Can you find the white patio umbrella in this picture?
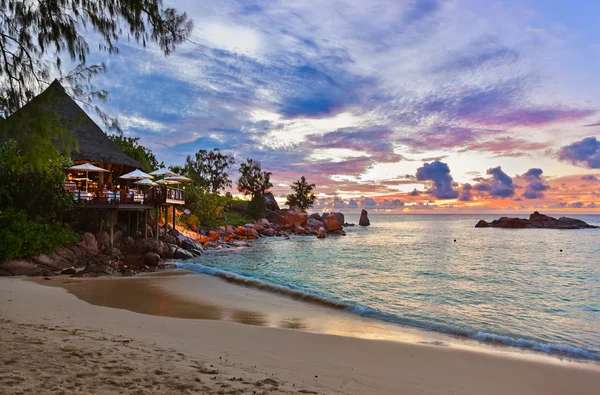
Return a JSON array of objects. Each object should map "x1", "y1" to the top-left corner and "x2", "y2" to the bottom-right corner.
[
  {"x1": 120, "y1": 169, "x2": 153, "y2": 180},
  {"x1": 164, "y1": 175, "x2": 192, "y2": 183},
  {"x1": 135, "y1": 179, "x2": 156, "y2": 186},
  {"x1": 67, "y1": 163, "x2": 110, "y2": 192},
  {"x1": 164, "y1": 175, "x2": 192, "y2": 189},
  {"x1": 155, "y1": 179, "x2": 178, "y2": 185},
  {"x1": 149, "y1": 168, "x2": 177, "y2": 178}
]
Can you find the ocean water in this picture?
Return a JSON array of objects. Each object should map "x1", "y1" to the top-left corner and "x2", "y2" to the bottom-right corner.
[{"x1": 177, "y1": 214, "x2": 600, "y2": 360}]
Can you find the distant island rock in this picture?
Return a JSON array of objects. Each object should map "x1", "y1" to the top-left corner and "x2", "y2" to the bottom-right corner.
[
  {"x1": 359, "y1": 209, "x2": 370, "y2": 226},
  {"x1": 475, "y1": 211, "x2": 598, "y2": 229}
]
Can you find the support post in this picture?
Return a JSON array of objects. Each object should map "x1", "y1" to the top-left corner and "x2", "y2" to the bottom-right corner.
[
  {"x1": 165, "y1": 205, "x2": 169, "y2": 231},
  {"x1": 127, "y1": 211, "x2": 132, "y2": 237},
  {"x1": 144, "y1": 210, "x2": 148, "y2": 238},
  {"x1": 108, "y1": 209, "x2": 116, "y2": 249},
  {"x1": 99, "y1": 211, "x2": 103, "y2": 232},
  {"x1": 134, "y1": 211, "x2": 139, "y2": 237},
  {"x1": 172, "y1": 205, "x2": 176, "y2": 230},
  {"x1": 154, "y1": 206, "x2": 159, "y2": 240}
]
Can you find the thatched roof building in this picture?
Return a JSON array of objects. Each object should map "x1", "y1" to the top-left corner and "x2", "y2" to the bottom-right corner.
[{"x1": 3, "y1": 80, "x2": 143, "y2": 170}]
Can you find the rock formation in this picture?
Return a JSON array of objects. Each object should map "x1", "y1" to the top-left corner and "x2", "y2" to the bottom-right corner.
[
  {"x1": 359, "y1": 209, "x2": 370, "y2": 226},
  {"x1": 263, "y1": 192, "x2": 280, "y2": 211},
  {"x1": 475, "y1": 211, "x2": 598, "y2": 229},
  {"x1": 322, "y1": 214, "x2": 343, "y2": 232}
]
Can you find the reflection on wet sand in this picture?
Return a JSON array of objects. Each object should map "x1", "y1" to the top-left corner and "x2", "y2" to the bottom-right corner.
[
  {"x1": 229, "y1": 309, "x2": 268, "y2": 326},
  {"x1": 38, "y1": 276, "x2": 317, "y2": 332},
  {"x1": 39, "y1": 277, "x2": 226, "y2": 320},
  {"x1": 280, "y1": 318, "x2": 307, "y2": 330}
]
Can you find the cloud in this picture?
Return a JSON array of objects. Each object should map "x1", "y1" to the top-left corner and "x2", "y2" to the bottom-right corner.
[
  {"x1": 581, "y1": 174, "x2": 599, "y2": 181},
  {"x1": 583, "y1": 121, "x2": 600, "y2": 127},
  {"x1": 415, "y1": 161, "x2": 459, "y2": 199},
  {"x1": 521, "y1": 168, "x2": 549, "y2": 199},
  {"x1": 558, "y1": 137, "x2": 600, "y2": 169},
  {"x1": 458, "y1": 183, "x2": 473, "y2": 201},
  {"x1": 460, "y1": 136, "x2": 551, "y2": 157},
  {"x1": 475, "y1": 166, "x2": 515, "y2": 198}
]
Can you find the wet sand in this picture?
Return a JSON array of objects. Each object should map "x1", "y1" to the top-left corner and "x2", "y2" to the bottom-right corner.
[
  {"x1": 1, "y1": 274, "x2": 599, "y2": 394},
  {"x1": 34, "y1": 269, "x2": 600, "y2": 362}
]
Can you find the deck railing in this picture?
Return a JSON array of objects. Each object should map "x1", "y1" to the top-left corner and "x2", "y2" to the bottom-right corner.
[{"x1": 71, "y1": 186, "x2": 184, "y2": 205}]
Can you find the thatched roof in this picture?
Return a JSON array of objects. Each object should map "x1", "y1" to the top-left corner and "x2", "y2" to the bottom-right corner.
[{"x1": 4, "y1": 80, "x2": 143, "y2": 169}]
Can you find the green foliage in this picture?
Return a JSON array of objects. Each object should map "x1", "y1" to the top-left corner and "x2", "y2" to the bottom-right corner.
[
  {"x1": 222, "y1": 210, "x2": 254, "y2": 227},
  {"x1": 184, "y1": 148, "x2": 235, "y2": 193},
  {"x1": 247, "y1": 194, "x2": 267, "y2": 220},
  {"x1": 183, "y1": 184, "x2": 226, "y2": 229},
  {"x1": 108, "y1": 135, "x2": 162, "y2": 172},
  {"x1": 181, "y1": 213, "x2": 200, "y2": 232},
  {"x1": 0, "y1": 141, "x2": 74, "y2": 222},
  {"x1": 0, "y1": 208, "x2": 79, "y2": 262},
  {"x1": 286, "y1": 176, "x2": 316, "y2": 212},
  {"x1": 237, "y1": 159, "x2": 273, "y2": 198},
  {"x1": 0, "y1": 0, "x2": 193, "y2": 117}
]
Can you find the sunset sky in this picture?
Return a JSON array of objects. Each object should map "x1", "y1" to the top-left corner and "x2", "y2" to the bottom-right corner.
[{"x1": 86, "y1": 0, "x2": 600, "y2": 212}]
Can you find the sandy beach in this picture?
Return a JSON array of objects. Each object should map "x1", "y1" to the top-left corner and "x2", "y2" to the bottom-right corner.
[{"x1": 1, "y1": 273, "x2": 599, "y2": 395}]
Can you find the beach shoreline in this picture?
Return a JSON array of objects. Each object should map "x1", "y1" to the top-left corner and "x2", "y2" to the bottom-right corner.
[{"x1": 1, "y1": 274, "x2": 599, "y2": 395}]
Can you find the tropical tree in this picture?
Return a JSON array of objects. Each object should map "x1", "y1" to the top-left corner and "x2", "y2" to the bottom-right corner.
[
  {"x1": 237, "y1": 159, "x2": 272, "y2": 198},
  {"x1": 0, "y1": 0, "x2": 193, "y2": 166},
  {"x1": 286, "y1": 176, "x2": 316, "y2": 211},
  {"x1": 109, "y1": 135, "x2": 162, "y2": 172},
  {"x1": 184, "y1": 148, "x2": 235, "y2": 193},
  {"x1": 0, "y1": 140, "x2": 73, "y2": 222},
  {"x1": 237, "y1": 159, "x2": 273, "y2": 219}
]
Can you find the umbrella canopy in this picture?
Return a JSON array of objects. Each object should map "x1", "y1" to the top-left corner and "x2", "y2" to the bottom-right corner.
[
  {"x1": 150, "y1": 168, "x2": 177, "y2": 177},
  {"x1": 164, "y1": 175, "x2": 192, "y2": 182},
  {"x1": 120, "y1": 169, "x2": 153, "y2": 180},
  {"x1": 156, "y1": 179, "x2": 179, "y2": 185},
  {"x1": 67, "y1": 163, "x2": 110, "y2": 172},
  {"x1": 135, "y1": 179, "x2": 156, "y2": 186},
  {"x1": 66, "y1": 162, "x2": 110, "y2": 192}
]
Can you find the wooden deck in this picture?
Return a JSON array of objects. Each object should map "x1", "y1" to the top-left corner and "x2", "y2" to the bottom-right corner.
[{"x1": 72, "y1": 186, "x2": 184, "y2": 208}]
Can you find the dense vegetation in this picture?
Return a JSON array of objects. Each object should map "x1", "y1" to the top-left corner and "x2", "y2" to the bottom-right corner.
[
  {"x1": 0, "y1": 208, "x2": 80, "y2": 261},
  {"x1": 0, "y1": 141, "x2": 79, "y2": 261}
]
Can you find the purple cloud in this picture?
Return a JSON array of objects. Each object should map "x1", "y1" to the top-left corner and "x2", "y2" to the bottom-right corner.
[
  {"x1": 558, "y1": 137, "x2": 600, "y2": 169},
  {"x1": 581, "y1": 174, "x2": 599, "y2": 181},
  {"x1": 458, "y1": 183, "x2": 473, "y2": 201},
  {"x1": 475, "y1": 166, "x2": 515, "y2": 198},
  {"x1": 415, "y1": 161, "x2": 459, "y2": 199},
  {"x1": 521, "y1": 168, "x2": 549, "y2": 199}
]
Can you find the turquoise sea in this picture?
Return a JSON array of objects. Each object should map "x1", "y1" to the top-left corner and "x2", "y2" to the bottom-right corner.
[{"x1": 178, "y1": 214, "x2": 600, "y2": 360}]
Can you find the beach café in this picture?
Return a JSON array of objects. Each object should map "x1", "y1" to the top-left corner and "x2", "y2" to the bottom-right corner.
[{"x1": 5, "y1": 79, "x2": 188, "y2": 245}]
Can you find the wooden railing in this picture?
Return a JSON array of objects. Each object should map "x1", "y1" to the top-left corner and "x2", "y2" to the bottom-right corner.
[
  {"x1": 72, "y1": 186, "x2": 184, "y2": 205},
  {"x1": 146, "y1": 186, "x2": 185, "y2": 204}
]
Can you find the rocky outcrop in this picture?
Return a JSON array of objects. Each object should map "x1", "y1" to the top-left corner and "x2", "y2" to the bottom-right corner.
[
  {"x1": 282, "y1": 207, "x2": 308, "y2": 227},
  {"x1": 266, "y1": 210, "x2": 286, "y2": 227},
  {"x1": 144, "y1": 252, "x2": 161, "y2": 267},
  {"x1": 475, "y1": 211, "x2": 599, "y2": 229},
  {"x1": 0, "y1": 260, "x2": 43, "y2": 276},
  {"x1": 331, "y1": 212, "x2": 345, "y2": 226},
  {"x1": 322, "y1": 214, "x2": 342, "y2": 232},
  {"x1": 317, "y1": 227, "x2": 327, "y2": 238},
  {"x1": 264, "y1": 192, "x2": 280, "y2": 211},
  {"x1": 359, "y1": 209, "x2": 370, "y2": 226},
  {"x1": 309, "y1": 213, "x2": 323, "y2": 221},
  {"x1": 307, "y1": 218, "x2": 324, "y2": 231}
]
